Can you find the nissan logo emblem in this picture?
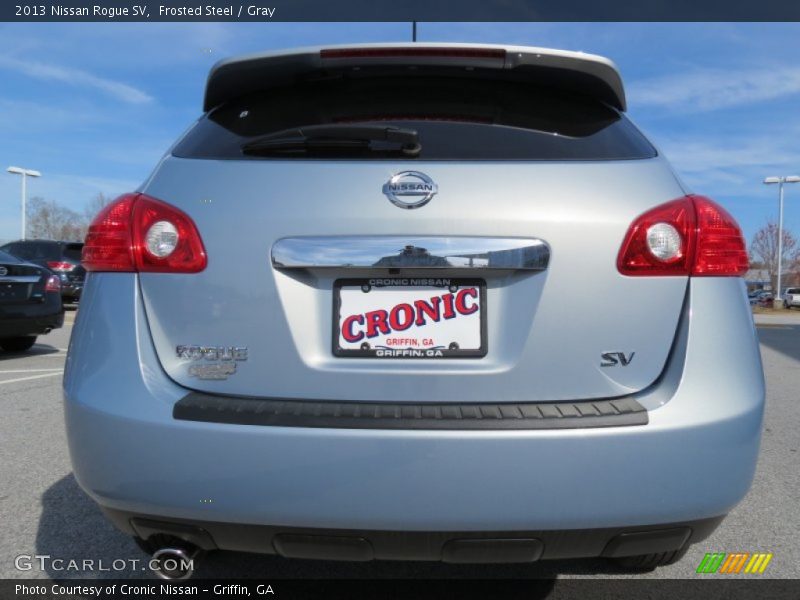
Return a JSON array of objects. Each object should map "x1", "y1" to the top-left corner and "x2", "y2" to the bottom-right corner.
[{"x1": 382, "y1": 171, "x2": 438, "y2": 209}]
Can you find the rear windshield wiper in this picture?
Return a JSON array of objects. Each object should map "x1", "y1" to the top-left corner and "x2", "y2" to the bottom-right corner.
[{"x1": 241, "y1": 124, "x2": 421, "y2": 157}]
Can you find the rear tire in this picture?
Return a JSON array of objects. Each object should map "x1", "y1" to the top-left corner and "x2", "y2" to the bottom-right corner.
[
  {"x1": 0, "y1": 336, "x2": 37, "y2": 352},
  {"x1": 611, "y1": 546, "x2": 689, "y2": 571}
]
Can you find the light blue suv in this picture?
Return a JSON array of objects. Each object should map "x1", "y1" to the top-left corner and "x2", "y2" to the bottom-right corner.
[{"x1": 64, "y1": 44, "x2": 764, "y2": 578}]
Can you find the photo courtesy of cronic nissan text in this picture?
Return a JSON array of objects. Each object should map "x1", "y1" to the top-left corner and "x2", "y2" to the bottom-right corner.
[{"x1": 0, "y1": 3, "x2": 799, "y2": 600}]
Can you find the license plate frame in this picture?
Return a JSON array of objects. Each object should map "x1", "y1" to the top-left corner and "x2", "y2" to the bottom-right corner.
[{"x1": 333, "y1": 277, "x2": 487, "y2": 359}]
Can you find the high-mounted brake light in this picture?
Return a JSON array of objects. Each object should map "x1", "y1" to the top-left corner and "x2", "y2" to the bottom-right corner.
[
  {"x1": 320, "y1": 47, "x2": 506, "y2": 61},
  {"x1": 617, "y1": 195, "x2": 748, "y2": 277},
  {"x1": 82, "y1": 193, "x2": 206, "y2": 273}
]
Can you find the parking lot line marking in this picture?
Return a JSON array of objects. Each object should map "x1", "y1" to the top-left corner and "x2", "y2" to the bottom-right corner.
[
  {"x1": 0, "y1": 372, "x2": 62, "y2": 385},
  {"x1": 0, "y1": 369, "x2": 64, "y2": 373}
]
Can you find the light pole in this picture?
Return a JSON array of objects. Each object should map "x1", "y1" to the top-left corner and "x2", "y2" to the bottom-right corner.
[
  {"x1": 763, "y1": 175, "x2": 800, "y2": 308},
  {"x1": 6, "y1": 166, "x2": 41, "y2": 241}
]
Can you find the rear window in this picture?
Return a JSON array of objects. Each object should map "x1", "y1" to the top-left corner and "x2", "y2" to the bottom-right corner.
[
  {"x1": 63, "y1": 243, "x2": 84, "y2": 262},
  {"x1": 1, "y1": 241, "x2": 58, "y2": 260},
  {"x1": 173, "y1": 77, "x2": 656, "y2": 161}
]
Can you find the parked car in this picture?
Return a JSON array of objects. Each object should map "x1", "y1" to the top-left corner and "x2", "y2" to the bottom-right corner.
[
  {"x1": 0, "y1": 250, "x2": 64, "y2": 352},
  {"x1": 64, "y1": 43, "x2": 764, "y2": 579},
  {"x1": 0, "y1": 240, "x2": 85, "y2": 302},
  {"x1": 782, "y1": 287, "x2": 800, "y2": 308},
  {"x1": 749, "y1": 290, "x2": 773, "y2": 307}
]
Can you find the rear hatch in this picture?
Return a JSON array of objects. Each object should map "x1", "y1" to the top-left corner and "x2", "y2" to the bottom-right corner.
[{"x1": 138, "y1": 45, "x2": 688, "y2": 403}]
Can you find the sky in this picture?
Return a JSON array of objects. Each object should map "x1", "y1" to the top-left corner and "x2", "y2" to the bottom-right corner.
[{"x1": 1, "y1": 22, "x2": 799, "y2": 246}]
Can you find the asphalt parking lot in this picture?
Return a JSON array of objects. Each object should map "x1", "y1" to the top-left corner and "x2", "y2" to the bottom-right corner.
[{"x1": 1, "y1": 309, "x2": 798, "y2": 581}]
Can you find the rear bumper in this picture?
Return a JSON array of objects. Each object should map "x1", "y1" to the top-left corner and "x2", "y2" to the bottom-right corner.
[
  {"x1": 61, "y1": 283, "x2": 83, "y2": 300},
  {"x1": 64, "y1": 275, "x2": 764, "y2": 551},
  {"x1": 105, "y1": 508, "x2": 724, "y2": 561},
  {"x1": 0, "y1": 311, "x2": 64, "y2": 337}
]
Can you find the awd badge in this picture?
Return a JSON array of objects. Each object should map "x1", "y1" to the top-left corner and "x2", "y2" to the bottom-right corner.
[{"x1": 176, "y1": 345, "x2": 248, "y2": 380}]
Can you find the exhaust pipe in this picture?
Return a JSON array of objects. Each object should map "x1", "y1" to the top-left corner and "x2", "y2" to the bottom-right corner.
[{"x1": 150, "y1": 546, "x2": 200, "y2": 580}]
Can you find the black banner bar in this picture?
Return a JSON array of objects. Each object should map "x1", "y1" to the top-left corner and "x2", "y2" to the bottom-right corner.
[
  {"x1": 2, "y1": 579, "x2": 800, "y2": 600},
  {"x1": 3, "y1": 0, "x2": 800, "y2": 22}
]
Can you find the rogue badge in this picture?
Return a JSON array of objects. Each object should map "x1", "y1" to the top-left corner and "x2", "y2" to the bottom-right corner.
[{"x1": 176, "y1": 345, "x2": 248, "y2": 380}]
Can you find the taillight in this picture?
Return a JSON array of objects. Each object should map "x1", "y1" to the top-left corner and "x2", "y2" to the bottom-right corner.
[
  {"x1": 617, "y1": 195, "x2": 748, "y2": 277},
  {"x1": 82, "y1": 194, "x2": 138, "y2": 272},
  {"x1": 131, "y1": 195, "x2": 207, "y2": 273},
  {"x1": 617, "y1": 197, "x2": 696, "y2": 276},
  {"x1": 45, "y1": 274, "x2": 61, "y2": 292},
  {"x1": 82, "y1": 193, "x2": 206, "y2": 273},
  {"x1": 47, "y1": 261, "x2": 75, "y2": 272},
  {"x1": 691, "y1": 196, "x2": 751, "y2": 276}
]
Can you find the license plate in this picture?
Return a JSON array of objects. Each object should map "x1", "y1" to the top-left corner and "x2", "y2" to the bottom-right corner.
[
  {"x1": 0, "y1": 284, "x2": 28, "y2": 303},
  {"x1": 333, "y1": 278, "x2": 486, "y2": 358}
]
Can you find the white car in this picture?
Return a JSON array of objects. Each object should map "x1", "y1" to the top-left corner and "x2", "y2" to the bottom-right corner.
[{"x1": 783, "y1": 287, "x2": 800, "y2": 308}]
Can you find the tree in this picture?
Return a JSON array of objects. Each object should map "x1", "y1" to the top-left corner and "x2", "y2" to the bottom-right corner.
[
  {"x1": 26, "y1": 197, "x2": 84, "y2": 241},
  {"x1": 789, "y1": 254, "x2": 800, "y2": 287},
  {"x1": 83, "y1": 192, "x2": 111, "y2": 224},
  {"x1": 749, "y1": 221, "x2": 799, "y2": 291},
  {"x1": 25, "y1": 193, "x2": 112, "y2": 242}
]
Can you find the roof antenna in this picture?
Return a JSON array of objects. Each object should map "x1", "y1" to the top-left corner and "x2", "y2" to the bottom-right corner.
[{"x1": 412, "y1": 21, "x2": 417, "y2": 42}]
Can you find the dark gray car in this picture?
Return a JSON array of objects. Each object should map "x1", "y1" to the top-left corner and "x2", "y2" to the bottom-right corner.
[{"x1": 1, "y1": 239, "x2": 85, "y2": 302}]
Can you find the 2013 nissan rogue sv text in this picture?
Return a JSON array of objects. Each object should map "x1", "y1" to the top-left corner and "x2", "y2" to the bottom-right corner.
[{"x1": 64, "y1": 44, "x2": 765, "y2": 579}]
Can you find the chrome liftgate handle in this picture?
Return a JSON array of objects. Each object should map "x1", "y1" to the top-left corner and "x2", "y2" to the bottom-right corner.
[{"x1": 271, "y1": 236, "x2": 550, "y2": 271}]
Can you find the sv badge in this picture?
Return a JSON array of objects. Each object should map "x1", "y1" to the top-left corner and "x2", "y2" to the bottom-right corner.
[{"x1": 600, "y1": 351, "x2": 635, "y2": 367}]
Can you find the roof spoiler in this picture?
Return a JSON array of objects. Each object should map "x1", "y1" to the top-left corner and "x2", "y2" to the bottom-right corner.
[{"x1": 203, "y1": 43, "x2": 627, "y2": 113}]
